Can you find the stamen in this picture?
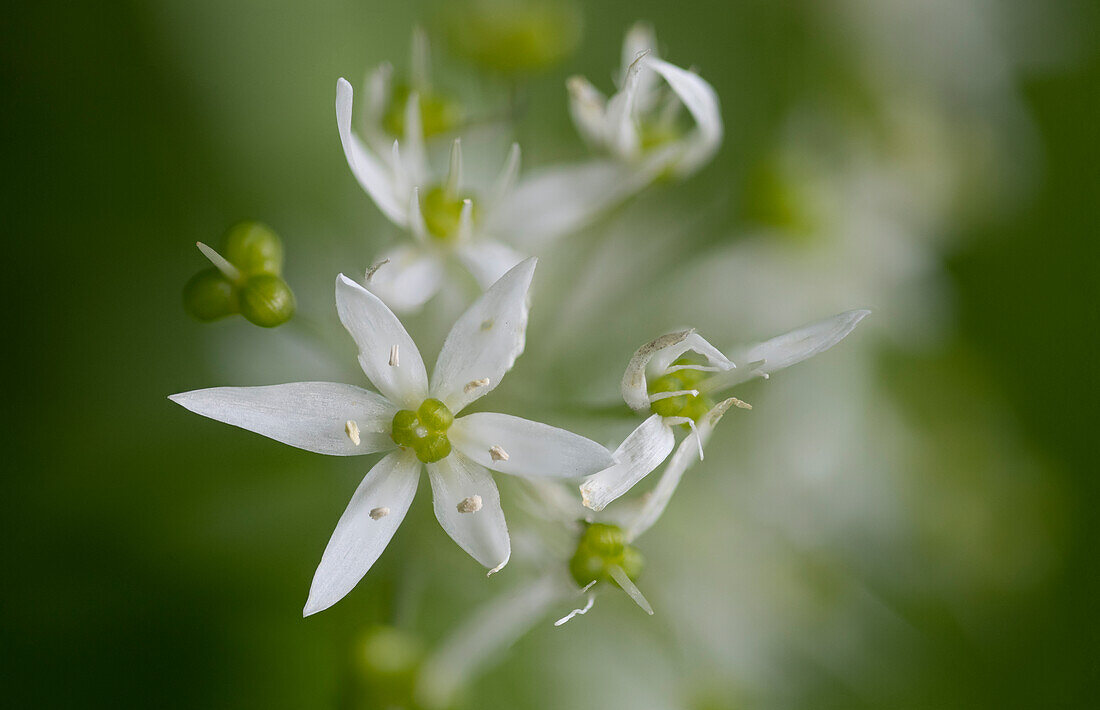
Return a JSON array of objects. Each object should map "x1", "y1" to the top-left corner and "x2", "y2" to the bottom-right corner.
[
  {"x1": 389, "y1": 344, "x2": 400, "y2": 367},
  {"x1": 364, "y1": 258, "x2": 389, "y2": 282},
  {"x1": 609, "y1": 565, "x2": 653, "y2": 615},
  {"x1": 554, "y1": 593, "x2": 596, "y2": 627},
  {"x1": 664, "y1": 364, "x2": 725, "y2": 374},
  {"x1": 345, "y1": 419, "x2": 361, "y2": 446},
  {"x1": 489, "y1": 445, "x2": 509, "y2": 462},
  {"x1": 196, "y1": 242, "x2": 242, "y2": 283},
  {"x1": 457, "y1": 495, "x2": 483, "y2": 514},
  {"x1": 648, "y1": 389, "x2": 699, "y2": 402},
  {"x1": 464, "y1": 377, "x2": 490, "y2": 393},
  {"x1": 730, "y1": 397, "x2": 752, "y2": 410},
  {"x1": 369, "y1": 507, "x2": 390, "y2": 520}
]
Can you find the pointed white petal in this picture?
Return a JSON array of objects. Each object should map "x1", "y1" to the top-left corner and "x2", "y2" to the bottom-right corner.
[
  {"x1": 487, "y1": 143, "x2": 522, "y2": 207},
  {"x1": 408, "y1": 187, "x2": 429, "y2": 243},
  {"x1": 567, "y1": 75, "x2": 609, "y2": 148},
  {"x1": 169, "y1": 382, "x2": 397, "y2": 455},
  {"x1": 430, "y1": 258, "x2": 536, "y2": 413},
  {"x1": 445, "y1": 138, "x2": 463, "y2": 195},
  {"x1": 579, "y1": 414, "x2": 676, "y2": 511},
  {"x1": 627, "y1": 397, "x2": 745, "y2": 540},
  {"x1": 303, "y1": 450, "x2": 420, "y2": 616},
  {"x1": 427, "y1": 452, "x2": 510, "y2": 571},
  {"x1": 620, "y1": 330, "x2": 733, "y2": 412},
  {"x1": 646, "y1": 57, "x2": 723, "y2": 176},
  {"x1": 410, "y1": 25, "x2": 431, "y2": 90},
  {"x1": 336, "y1": 274, "x2": 429, "y2": 408},
  {"x1": 620, "y1": 22, "x2": 661, "y2": 111},
  {"x1": 456, "y1": 240, "x2": 527, "y2": 291},
  {"x1": 450, "y1": 413, "x2": 615, "y2": 479},
  {"x1": 604, "y1": 52, "x2": 646, "y2": 159},
  {"x1": 336, "y1": 78, "x2": 407, "y2": 226},
  {"x1": 456, "y1": 199, "x2": 474, "y2": 244},
  {"x1": 403, "y1": 90, "x2": 429, "y2": 182},
  {"x1": 364, "y1": 63, "x2": 392, "y2": 127},
  {"x1": 363, "y1": 246, "x2": 445, "y2": 313}
]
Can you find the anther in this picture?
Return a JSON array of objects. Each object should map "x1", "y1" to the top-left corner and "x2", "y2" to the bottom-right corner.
[
  {"x1": 345, "y1": 419, "x2": 361, "y2": 446},
  {"x1": 489, "y1": 445, "x2": 509, "y2": 462},
  {"x1": 464, "y1": 377, "x2": 490, "y2": 393},
  {"x1": 389, "y1": 344, "x2": 400, "y2": 367},
  {"x1": 369, "y1": 507, "x2": 390, "y2": 520},
  {"x1": 457, "y1": 495, "x2": 483, "y2": 513}
]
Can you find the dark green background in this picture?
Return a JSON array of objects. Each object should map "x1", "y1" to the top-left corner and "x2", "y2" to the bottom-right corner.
[{"x1": 4, "y1": 1, "x2": 1097, "y2": 707}]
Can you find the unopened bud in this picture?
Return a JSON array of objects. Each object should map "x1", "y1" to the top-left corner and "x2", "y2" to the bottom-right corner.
[
  {"x1": 183, "y1": 268, "x2": 238, "y2": 322},
  {"x1": 239, "y1": 274, "x2": 296, "y2": 328}
]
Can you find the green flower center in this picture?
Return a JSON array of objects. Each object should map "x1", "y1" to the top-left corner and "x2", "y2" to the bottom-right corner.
[
  {"x1": 381, "y1": 83, "x2": 463, "y2": 140},
  {"x1": 421, "y1": 185, "x2": 478, "y2": 242},
  {"x1": 647, "y1": 357, "x2": 713, "y2": 421},
  {"x1": 392, "y1": 398, "x2": 454, "y2": 463},
  {"x1": 569, "y1": 523, "x2": 644, "y2": 588}
]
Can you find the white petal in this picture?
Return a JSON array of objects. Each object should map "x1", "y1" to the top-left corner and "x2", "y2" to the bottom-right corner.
[
  {"x1": 336, "y1": 78, "x2": 407, "y2": 226},
  {"x1": 430, "y1": 258, "x2": 536, "y2": 413},
  {"x1": 427, "y1": 452, "x2": 510, "y2": 571},
  {"x1": 169, "y1": 382, "x2": 397, "y2": 455},
  {"x1": 450, "y1": 413, "x2": 615, "y2": 479},
  {"x1": 620, "y1": 22, "x2": 661, "y2": 111},
  {"x1": 627, "y1": 397, "x2": 744, "y2": 540},
  {"x1": 604, "y1": 52, "x2": 646, "y2": 159},
  {"x1": 456, "y1": 240, "x2": 527, "y2": 291},
  {"x1": 336, "y1": 274, "x2": 429, "y2": 408},
  {"x1": 579, "y1": 414, "x2": 676, "y2": 511},
  {"x1": 567, "y1": 75, "x2": 609, "y2": 148},
  {"x1": 363, "y1": 246, "x2": 444, "y2": 313},
  {"x1": 487, "y1": 143, "x2": 522, "y2": 208},
  {"x1": 646, "y1": 57, "x2": 723, "y2": 177},
  {"x1": 700, "y1": 310, "x2": 871, "y2": 393},
  {"x1": 410, "y1": 25, "x2": 431, "y2": 90},
  {"x1": 620, "y1": 330, "x2": 732, "y2": 412},
  {"x1": 303, "y1": 450, "x2": 420, "y2": 616},
  {"x1": 488, "y1": 160, "x2": 652, "y2": 250},
  {"x1": 402, "y1": 90, "x2": 429, "y2": 183}
]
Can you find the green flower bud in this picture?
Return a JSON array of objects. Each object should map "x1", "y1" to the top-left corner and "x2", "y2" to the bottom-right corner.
[
  {"x1": 382, "y1": 84, "x2": 464, "y2": 140},
  {"x1": 238, "y1": 274, "x2": 296, "y2": 328},
  {"x1": 417, "y1": 432, "x2": 452, "y2": 463},
  {"x1": 444, "y1": 0, "x2": 582, "y2": 75},
  {"x1": 417, "y1": 398, "x2": 454, "y2": 432},
  {"x1": 183, "y1": 267, "x2": 238, "y2": 322},
  {"x1": 223, "y1": 221, "x2": 284, "y2": 276}
]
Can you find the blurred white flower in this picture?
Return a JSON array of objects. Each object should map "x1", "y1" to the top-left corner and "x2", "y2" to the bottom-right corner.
[
  {"x1": 490, "y1": 22, "x2": 723, "y2": 250},
  {"x1": 581, "y1": 311, "x2": 869, "y2": 511},
  {"x1": 336, "y1": 77, "x2": 529, "y2": 311},
  {"x1": 170, "y1": 259, "x2": 614, "y2": 615}
]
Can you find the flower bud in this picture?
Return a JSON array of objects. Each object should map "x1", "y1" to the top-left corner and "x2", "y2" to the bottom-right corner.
[
  {"x1": 223, "y1": 221, "x2": 284, "y2": 276},
  {"x1": 444, "y1": 0, "x2": 582, "y2": 75},
  {"x1": 183, "y1": 268, "x2": 238, "y2": 322},
  {"x1": 417, "y1": 398, "x2": 454, "y2": 432},
  {"x1": 238, "y1": 274, "x2": 296, "y2": 328}
]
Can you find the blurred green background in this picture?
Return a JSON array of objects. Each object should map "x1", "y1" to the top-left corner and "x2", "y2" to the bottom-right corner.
[{"x1": 4, "y1": 0, "x2": 1098, "y2": 707}]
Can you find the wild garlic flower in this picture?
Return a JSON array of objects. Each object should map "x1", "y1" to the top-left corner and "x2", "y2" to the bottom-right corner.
[
  {"x1": 580, "y1": 310, "x2": 870, "y2": 511},
  {"x1": 336, "y1": 77, "x2": 527, "y2": 311},
  {"x1": 169, "y1": 259, "x2": 615, "y2": 615},
  {"x1": 569, "y1": 22, "x2": 722, "y2": 180}
]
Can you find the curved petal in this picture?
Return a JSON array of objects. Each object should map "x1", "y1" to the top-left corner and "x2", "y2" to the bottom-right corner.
[
  {"x1": 567, "y1": 75, "x2": 608, "y2": 148},
  {"x1": 169, "y1": 382, "x2": 398, "y2": 455},
  {"x1": 621, "y1": 330, "x2": 732, "y2": 411},
  {"x1": 336, "y1": 274, "x2": 429, "y2": 408},
  {"x1": 579, "y1": 414, "x2": 676, "y2": 511},
  {"x1": 303, "y1": 450, "x2": 420, "y2": 616},
  {"x1": 427, "y1": 452, "x2": 510, "y2": 572},
  {"x1": 450, "y1": 413, "x2": 615, "y2": 479},
  {"x1": 646, "y1": 57, "x2": 722, "y2": 177},
  {"x1": 336, "y1": 78, "x2": 407, "y2": 226},
  {"x1": 364, "y1": 246, "x2": 445, "y2": 313},
  {"x1": 430, "y1": 258, "x2": 536, "y2": 413},
  {"x1": 456, "y1": 240, "x2": 527, "y2": 291},
  {"x1": 621, "y1": 22, "x2": 660, "y2": 110}
]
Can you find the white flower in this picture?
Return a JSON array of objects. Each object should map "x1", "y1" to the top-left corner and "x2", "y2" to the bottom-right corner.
[
  {"x1": 336, "y1": 76, "x2": 528, "y2": 311},
  {"x1": 489, "y1": 22, "x2": 723, "y2": 250},
  {"x1": 169, "y1": 259, "x2": 615, "y2": 616},
  {"x1": 580, "y1": 310, "x2": 870, "y2": 511}
]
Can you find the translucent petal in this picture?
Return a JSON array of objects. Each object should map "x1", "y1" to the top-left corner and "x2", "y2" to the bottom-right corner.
[
  {"x1": 430, "y1": 258, "x2": 536, "y2": 413},
  {"x1": 646, "y1": 57, "x2": 723, "y2": 176},
  {"x1": 335, "y1": 78, "x2": 407, "y2": 226},
  {"x1": 427, "y1": 452, "x2": 510, "y2": 571},
  {"x1": 579, "y1": 414, "x2": 676, "y2": 511},
  {"x1": 336, "y1": 274, "x2": 429, "y2": 408},
  {"x1": 169, "y1": 382, "x2": 397, "y2": 455},
  {"x1": 303, "y1": 450, "x2": 420, "y2": 616},
  {"x1": 450, "y1": 413, "x2": 615, "y2": 479},
  {"x1": 620, "y1": 330, "x2": 732, "y2": 412}
]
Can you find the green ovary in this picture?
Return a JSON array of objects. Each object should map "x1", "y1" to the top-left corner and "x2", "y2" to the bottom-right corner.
[
  {"x1": 569, "y1": 523, "x2": 644, "y2": 588},
  {"x1": 648, "y1": 358, "x2": 713, "y2": 421},
  {"x1": 391, "y1": 399, "x2": 455, "y2": 463},
  {"x1": 421, "y1": 185, "x2": 477, "y2": 242}
]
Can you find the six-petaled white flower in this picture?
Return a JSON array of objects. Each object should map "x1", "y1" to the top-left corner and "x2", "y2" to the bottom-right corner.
[
  {"x1": 170, "y1": 259, "x2": 615, "y2": 615},
  {"x1": 580, "y1": 310, "x2": 870, "y2": 511},
  {"x1": 337, "y1": 74, "x2": 528, "y2": 312}
]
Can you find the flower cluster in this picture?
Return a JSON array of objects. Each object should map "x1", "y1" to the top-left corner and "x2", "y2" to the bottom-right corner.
[{"x1": 171, "y1": 22, "x2": 867, "y2": 627}]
